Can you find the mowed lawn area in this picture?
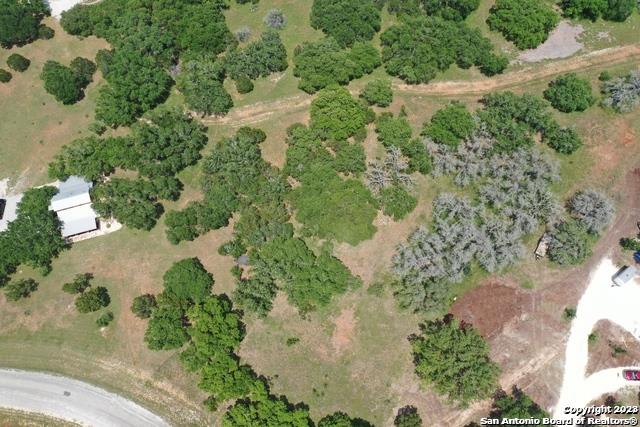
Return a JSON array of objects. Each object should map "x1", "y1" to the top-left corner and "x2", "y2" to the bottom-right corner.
[{"x1": 0, "y1": 18, "x2": 108, "y2": 189}]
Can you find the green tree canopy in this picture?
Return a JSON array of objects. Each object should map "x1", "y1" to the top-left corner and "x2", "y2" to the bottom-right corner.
[
  {"x1": 561, "y1": 0, "x2": 636, "y2": 22},
  {"x1": 131, "y1": 294, "x2": 157, "y2": 319},
  {"x1": 423, "y1": 0, "x2": 480, "y2": 21},
  {"x1": 543, "y1": 73, "x2": 595, "y2": 113},
  {"x1": 381, "y1": 16, "x2": 507, "y2": 84},
  {"x1": 289, "y1": 165, "x2": 378, "y2": 245},
  {"x1": 293, "y1": 38, "x2": 380, "y2": 93},
  {"x1": 6, "y1": 53, "x2": 30, "y2": 72},
  {"x1": 75, "y1": 286, "x2": 110, "y2": 313},
  {"x1": 394, "y1": 406, "x2": 422, "y2": 427},
  {"x1": 548, "y1": 219, "x2": 593, "y2": 265},
  {"x1": 0, "y1": 0, "x2": 50, "y2": 48},
  {"x1": 410, "y1": 315, "x2": 500, "y2": 404},
  {"x1": 310, "y1": 0, "x2": 381, "y2": 47},
  {"x1": 310, "y1": 85, "x2": 371, "y2": 140},
  {"x1": 144, "y1": 294, "x2": 190, "y2": 350},
  {"x1": 162, "y1": 258, "x2": 214, "y2": 305},
  {"x1": 360, "y1": 78, "x2": 393, "y2": 107},
  {"x1": 40, "y1": 61, "x2": 86, "y2": 105},
  {"x1": 489, "y1": 387, "x2": 549, "y2": 420},
  {"x1": 487, "y1": 0, "x2": 559, "y2": 50},
  {"x1": 4, "y1": 278, "x2": 38, "y2": 301},
  {"x1": 177, "y1": 58, "x2": 233, "y2": 116},
  {"x1": 423, "y1": 101, "x2": 476, "y2": 147},
  {"x1": 0, "y1": 187, "x2": 65, "y2": 286},
  {"x1": 91, "y1": 178, "x2": 163, "y2": 231},
  {"x1": 62, "y1": 273, "x2": 92, "y2": 294}
]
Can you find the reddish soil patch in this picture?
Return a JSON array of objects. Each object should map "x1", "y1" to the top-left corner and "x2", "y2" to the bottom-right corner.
[
  {"x1": 331, "y1": 307, "x2": 356, "y2": 355},
  {"x1": 586, "y1": 320, "x2": 640, "y2": 376},
  {"x1": 451, "y1": 279, "x2": 532, "y2": 339}
]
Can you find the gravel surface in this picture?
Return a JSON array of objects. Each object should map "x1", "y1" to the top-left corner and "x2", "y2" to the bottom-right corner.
[
  {"x1": 0, "y1": 369, "x2": 169, "y2": 427},
  {"x1": 554, "y1": 258, "x2": 640, "y2": 422},
  {"x1": 519, "y1": 21, "x2": 584, "y2": 63}
]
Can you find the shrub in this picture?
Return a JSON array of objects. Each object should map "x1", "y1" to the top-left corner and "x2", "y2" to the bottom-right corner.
[
  {"x1": 360, "y1": 78, "x2": 393, "y2": 107},
  {"x1": 38, "y1": 25, "x2": 54, "y2": 40},
  {"x1": 263, "y1": 9, "x2": 286, "y2": 29},
  {"x1": 235, "y1": 74, "x2": 254, "y2": 94},
  {"x1": 601, "y1": 71, "x2": 640, "y2": 113},
  {"x1": 96, "y1": 311, "x2": 114, "y2": 327},
  {"x1": 62, "y1": 273, "x2": 93, "y2": 294},
  {"x1": 40, "y1": 60, "x2": 84, "y2": 104},
  {"x1": 380, "y1": 185, "x2": 417, "y2": 220},
  {"x1": 543, "y1": 73, "x2": 595, "y2": 113},
  {"x1": 567, "y1": 189, "x2": 614, "y2": 234},
  {"x1": 4, "y1": 279, "x2": 38, "y2": 301},
  {"x1": 7, "y1": 53, "x2": 30, "y2": 72},
  {"x1": 620, "y1": 237, "x2": 640, "y2": 251},
  {"x1": 0, "y1": 69, "x2": 12, "y2": 83},
  {"x1": 131, "y1": 294, "x2": 157, "y2": 319},
  {"x1": 548, "y1": 220, "x2": 592, "y2": 265},
  {"x1": 544, "y1": 125, "x2": 583, "y2": 154},
  {"x1": 487, "y1": 0, "x2": 559, "y2": 50},
  {"x1": 70, "y1": 56, "x2": 97, "y2": 85},
  {"x1": 394, "y1": 406, "x2": 422, "y2": 427},
  {"x1": 563, "y1": 307, "x2": 577, "y2": 320},
  {"x1": 423, "y1": 101, "x2": 476, "y2": 147},
  {"x1": 235, "y1": 26, "x2": 251, "y2": 42},
  {"x1": 75, "y1": 286, "x2": 110, "y2": 313}
]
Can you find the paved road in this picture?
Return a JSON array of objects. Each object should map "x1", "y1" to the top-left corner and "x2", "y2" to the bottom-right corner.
[
  {"x1": 0, "y1": 369, "x2": 169, "y2": 427},
  {"x1": 554, "y1": 258, "x2": 640, "y2": 423}
]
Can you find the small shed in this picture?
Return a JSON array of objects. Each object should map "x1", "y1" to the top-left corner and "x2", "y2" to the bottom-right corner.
[
  {"x1": 236, "y1": 255, "x2": 250, "y2": 266},
  {"x1": 613, "y1": 266, "x2": 637, "y2": 287}
]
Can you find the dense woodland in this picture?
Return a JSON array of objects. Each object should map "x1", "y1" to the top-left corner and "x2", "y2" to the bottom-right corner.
[{"x1": 1, "y1": 0, "x2": 639, "y2": 424}]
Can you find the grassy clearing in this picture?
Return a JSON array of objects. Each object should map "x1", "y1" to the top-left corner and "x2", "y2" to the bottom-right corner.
[
  {"x1": 0, "y1": 18, "x2": 108, "y2": 189},
  {"x1": 0, "y1": 408, "x2": 79, "y2": 427}
]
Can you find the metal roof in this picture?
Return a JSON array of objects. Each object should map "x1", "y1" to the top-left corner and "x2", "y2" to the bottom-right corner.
[
  {"x1": 57, "y1": 203, "x2": 98, "y2": 237},
  {"x1": 0, "y1": 194, "x2": 23, "y2": 232},
  {"x1": 50, "y1": 176, "x2": 93, "y2": 212}
]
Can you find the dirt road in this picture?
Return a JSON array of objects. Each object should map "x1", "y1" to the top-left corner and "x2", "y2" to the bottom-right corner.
[
  {"x1": 203, "y1": 44, "x2": 640, "y2": 128},
  {"x1": 0, "y1": 369, "x2": 169, "y2": 427},
  {"x1": 554, "y1": 258, "x2": 640, "y2": 422}
]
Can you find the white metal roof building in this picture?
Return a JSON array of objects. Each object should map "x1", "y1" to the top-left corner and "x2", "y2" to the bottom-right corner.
[
  {"x1": 50, "y1": 176, "x2": 98, "y2": 238},
  {"x1": 57, "y1": 203, "x2": 98, "y2": 238}
]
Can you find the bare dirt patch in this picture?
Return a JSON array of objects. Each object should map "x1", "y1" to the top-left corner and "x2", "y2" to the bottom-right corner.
[
  {"x1": 451, "y1": 279, "x2": 532, "y2": 339},
  {"x1": 586, "y1": 320, "x2": 640, "y2": 376},
  {"x1": 518, "y1": 22, "x2": 584, "y2": 63},
  {"x1": 331, "y1": 307, "x2": 356, "y2": 355}
]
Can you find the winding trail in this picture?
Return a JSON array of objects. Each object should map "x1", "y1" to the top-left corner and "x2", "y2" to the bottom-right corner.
[
  {"x1": 554, "y1": 258, "x2": 640, "y2": 423},
  {"x1": 0, "y1": 369, "x2": 169, "y2": 427},
  {"x1": 203, "y1": 44, "x2": 640, "y2": 127}
]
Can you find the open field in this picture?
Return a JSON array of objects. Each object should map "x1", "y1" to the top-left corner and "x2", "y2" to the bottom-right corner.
[{"x1": 1, "y1": 1, "x2": 640, "y2": 426}]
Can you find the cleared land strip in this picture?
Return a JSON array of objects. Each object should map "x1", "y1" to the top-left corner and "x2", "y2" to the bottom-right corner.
[
  {"x1": 0, "y1": 369, "x2": 169, "y2": 427},
  {"x1": 203, "y1": 44, "x2": 640, "y2": 127}
]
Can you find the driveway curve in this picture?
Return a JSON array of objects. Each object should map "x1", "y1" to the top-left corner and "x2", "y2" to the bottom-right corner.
[
  {"x1": 554, "y1": 258, "x2": 640, "y2": 422},
  {"x1": 0, "y1": 369, "x2": 169, "y2": 427}
]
